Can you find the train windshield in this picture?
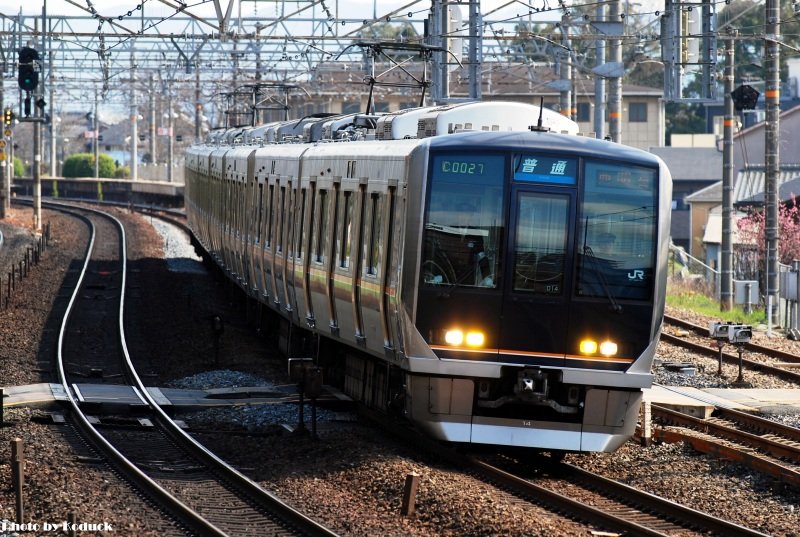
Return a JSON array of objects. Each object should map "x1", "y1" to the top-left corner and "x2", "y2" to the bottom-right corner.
[
  {"x1": 421, "y1": 154, "x2": 505, "y2": 288},
  {"x1": 576, "y1": 160, "x2": 658, "y2": 301}
]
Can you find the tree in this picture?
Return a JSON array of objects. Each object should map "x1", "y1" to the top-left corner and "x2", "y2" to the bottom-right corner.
[
  {"x1": 63, "y1": 153, "x2": 117, "y2": 178},
  {"x1": 13, "y1": 157, "x2": 25, "y2": 177},
  {"x1": 499, "y1": 22, "x2": 563, "y2": 64},
  {"x1": 737, "y1": 198, "x2": 800, "y2": 267},
  {"x1": 665, "y1": 102, "x2": 707, "y2": 138},
  {"x1": 718, "y1": 0, "x2": 800, "y2": 84}
]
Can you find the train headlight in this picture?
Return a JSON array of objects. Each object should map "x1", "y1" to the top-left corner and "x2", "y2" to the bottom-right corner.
[
  {"x1": 445, "y1": 329, "x2": 464, "y2": 346},
  {"x1": 443, "y1": 329, "x2": 485, "y2": 348},
  {"x1": 599, "y1": 340, "x2": 618, "y2": 356},
  {"x1": 465, "y1": 331, "x2": 485, "y2": 347},
  {"x1": 579, "y1": 339, "x2": 598, "y2": 354}
]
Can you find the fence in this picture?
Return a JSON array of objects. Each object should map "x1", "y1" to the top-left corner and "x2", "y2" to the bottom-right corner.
[
  {"x1": 669, "y1": 243, "x2": 800, "y2": 331},
  {"x1": 0, "y1": 223, "x2": 50, "y2": 309}
]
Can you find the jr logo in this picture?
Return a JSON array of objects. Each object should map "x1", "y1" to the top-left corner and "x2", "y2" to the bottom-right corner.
[{"x1": 627, "y1": 269, "x2": 645, "y2": 281}]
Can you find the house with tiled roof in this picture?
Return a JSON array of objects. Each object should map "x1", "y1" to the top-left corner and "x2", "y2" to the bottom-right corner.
[
  {"x1": 680, "y1": 103, "x2": 800, "y2": 265},
  {"x1": 283, "y1": 61, "x2": 666, "y2": 150}
]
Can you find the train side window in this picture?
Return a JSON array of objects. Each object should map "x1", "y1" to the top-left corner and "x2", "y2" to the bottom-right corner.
[
  {"x1": 383, "y1": 187, "x2": 396, "y2": 304},
  {"x1": 366, "y1": 193, "x2": 381, "y2": 276},
  {"x1": 257, "y1": 183, "x2": 264, "y2": 243},
  {"x1": 266, "y1": 184, "x2": 275, "y2": 248},
  {"x1": 226, "y1": 180, "x2": 232, "y2": 232},
  {"x1": 338, "y1": 191, "x2": 353, "y2": 269},
  {"x1": 250, "y1": 179, "x2": 257, "y2": 241},
  {"x1": 277, "y1": 186, "x2": 286, "y2": 253},
  {"x1": 302, "y1": 183, "x2": 316, "y2": 260},
  {"x1": 314, "y1": 189, "x2": 328, "y2": 263},
  {"x1": 286, "y1": 185, "x2": 295, "y2": 256},
  {"x1": 297, "y1": 188, "x2": 306, "y2": 259}
]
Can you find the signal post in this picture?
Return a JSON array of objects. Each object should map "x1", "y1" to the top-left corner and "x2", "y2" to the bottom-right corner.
[
  {"x1": 17, "y1": 42, "x2": 45, "y2": 232},
  {"x1": 0, "y1": 108, "x2": 10, "y2": 219}
]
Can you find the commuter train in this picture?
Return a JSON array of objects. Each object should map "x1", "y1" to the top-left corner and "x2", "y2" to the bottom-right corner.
[{"x1": 183, "y1": 101, "x2": 672, "y2": 454}]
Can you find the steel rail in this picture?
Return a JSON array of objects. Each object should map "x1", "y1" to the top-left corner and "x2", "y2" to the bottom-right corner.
[
  {"x1": 653, "y1": 404, "x2": 800, "y2": 463},
  {"x1": 555, "y1": 461, "x2": 769, "y2": 537},
  {"x1": 357, "y1": 404, "x2": 765, "y2": 536},
  {"x1": 659, "y1": 330, "x2": 800, "y2": 384},
  {"x1": 470, "y1": 458, "x2": 767, "y2": 537},
  {"x1": 50, "y1": 199, "x2": 338, "y2": 536},
  {"x1": 652, "y1": 404, "x2": 800, "y2": 487},
  {"x1": 715, "y1": 406, "x2": 800, "y2": 443},
  {"x1": 51, "y1": 201, "x2": 228, "y2": 536},
  {"x1": 665, "y1": 314, "x2": 800, "y2": 364}
]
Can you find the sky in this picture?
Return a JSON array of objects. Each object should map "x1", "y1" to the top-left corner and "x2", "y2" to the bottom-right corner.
[{"x1": 0, "y1": 0, "x2": 664, "y2": 24}]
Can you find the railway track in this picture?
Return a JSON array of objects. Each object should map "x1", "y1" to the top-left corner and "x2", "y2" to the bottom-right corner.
[
  {"x1": 470, "y1": 456, "x2": 767, "y2": 537},
  {"x1": 358, "y1": 405, "x2": 766, "y2": 536},
  {"x1": 651, "y1": 403, "x2": 800, "y2": 487},
  {"x1": 52, "y1": 201, "x2": 338, "y2": 537},
  {"x1": 662, "y1": 314, "x2": 800, "y2": 384}
]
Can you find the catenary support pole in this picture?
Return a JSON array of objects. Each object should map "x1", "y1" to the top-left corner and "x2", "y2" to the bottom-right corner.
[
  {"x1": 721, "y1": 31, "x2": 736, "y2": 311},
  {"x1": 764, "y1": 0, "x2": 781, "y2": 331}
]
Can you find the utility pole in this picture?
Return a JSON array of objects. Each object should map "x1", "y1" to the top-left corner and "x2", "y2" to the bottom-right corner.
[
  {"x1": 167, "y1": 82, "x2": 173, "y2": 183},
  {"x1": 594, "y1": 3, "x2": 606, "y2": 139},
  {"x1": 559, "y1": 15, "x2": 572, "y2": 119},
  {"x1": 721, "y1": 31, "x2": 736, "y2": 311},
  {"x1": 93, "y1": 90, "x2": 98, "y2": 179},
  {"x1": 130, "y1": 54, "x2": 137, "y2": 181},
  {"x1": 467, "y1": 0, "x2": 481, "y2": 99},
  {"x1": 608, "y1": 0, "x2": 622, "y2": 143},
  {"x1": 429, "y1": 0, "x2": 447, "y2": 103},
  {"x1": 48, "y1": 51, "x2": 55, "y2": 177},
  {"x1": 1, "y1": 71, "x2": 6, "y2": 219},
  {"x1": 764, "y1": 0, "x2": 781, "y2": 329},
  {"x1": 32, "y1": 15, "x2": 42, "y2": 232},
  {"x1": 149, "y1": 73, "x2": 156, "y2": 165},
  {"x1": 195, "y1": 68, "x2": 202, "y2": 142}
]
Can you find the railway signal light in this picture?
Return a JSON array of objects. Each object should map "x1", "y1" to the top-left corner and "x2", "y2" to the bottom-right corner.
[
  {"x1": 17, "y1": 46, "x2": 40, "y2": 92},
  {"x1": 3, "y1": 108, "x2": 13, "y2": 127},
  {"x1": 731, "y1": 85, "x2": 760, "y2": 111}
]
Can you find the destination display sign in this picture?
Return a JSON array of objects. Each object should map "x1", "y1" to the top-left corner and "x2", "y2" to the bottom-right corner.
[{"x1": 513, "y1": 154, "x2": 577, "y2": 185}]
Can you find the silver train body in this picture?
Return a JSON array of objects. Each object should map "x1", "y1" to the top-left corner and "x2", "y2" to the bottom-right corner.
[{"x1": 184, "y1": 101, "x2": 672, "y2": 453}]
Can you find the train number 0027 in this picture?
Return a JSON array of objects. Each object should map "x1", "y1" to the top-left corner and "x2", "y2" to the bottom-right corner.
[{"x1": 442, "y1": 161, "x2": 484, "y2": 175}]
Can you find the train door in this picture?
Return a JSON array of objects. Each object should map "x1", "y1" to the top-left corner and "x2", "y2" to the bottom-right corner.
[{"x1": 499, "y1": 185, "x2": 577, "y2": 366}]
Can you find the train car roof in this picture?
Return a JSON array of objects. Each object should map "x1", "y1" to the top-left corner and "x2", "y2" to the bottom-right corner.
[
  {"x1": 301, "y1": 138, "x2": 423, "y2": 159},
  {"x1": 426, "y1": 130, "x2": 664, "y2": 167}
]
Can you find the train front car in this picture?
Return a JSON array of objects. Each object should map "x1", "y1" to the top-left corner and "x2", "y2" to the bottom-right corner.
[{"x1": 403, "y1": 131, "x2": 671, "y2": 453}]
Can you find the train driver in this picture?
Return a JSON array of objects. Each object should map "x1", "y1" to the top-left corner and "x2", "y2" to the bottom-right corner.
[
  {"x1": 594, "y1": 232, "x2": 616, "y2": 257},
  {"x1": 453, "y1": 202, "x2": 494, "y2": 287}
]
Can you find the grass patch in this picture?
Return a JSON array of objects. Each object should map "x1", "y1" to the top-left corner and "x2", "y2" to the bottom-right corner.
[{"x1": 666, "y1": 281, "x2": 766, "y2": 325}]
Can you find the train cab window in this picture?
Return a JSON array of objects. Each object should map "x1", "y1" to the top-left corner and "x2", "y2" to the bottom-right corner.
[
  {"x1": 421, "y1": 154, "x2": 505, "y2": 288},
  {"x1": 512, "y1": 193, "x2": 569, "y2": 294},
  {"x1": 576, "y1": 161, "x2": 658, "y2": 301}
]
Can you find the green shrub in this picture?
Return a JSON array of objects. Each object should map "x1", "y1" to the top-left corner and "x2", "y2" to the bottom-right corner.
[
  {"x1": 13, "y1": 157, "x2": 25, "y2": 177},
  {"x1": 114, "y1": 166, "x2": 131, "y2": 178},
  {"x1": 63, "y1": 153, "x2": 117, "y2": 178}
]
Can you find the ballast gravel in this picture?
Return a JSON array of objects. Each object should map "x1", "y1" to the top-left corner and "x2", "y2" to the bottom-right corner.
[{"x1": 0, "y1": 204, "x2": 799, "y2": 536}]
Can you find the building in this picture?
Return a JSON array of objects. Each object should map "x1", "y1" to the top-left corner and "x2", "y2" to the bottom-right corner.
[
  {"x1": 281, "y1": 62, "x2": 665, "y2": 150},
  {"x1": 649, "y1": 139, "x2": 722, "y2": 254}
]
